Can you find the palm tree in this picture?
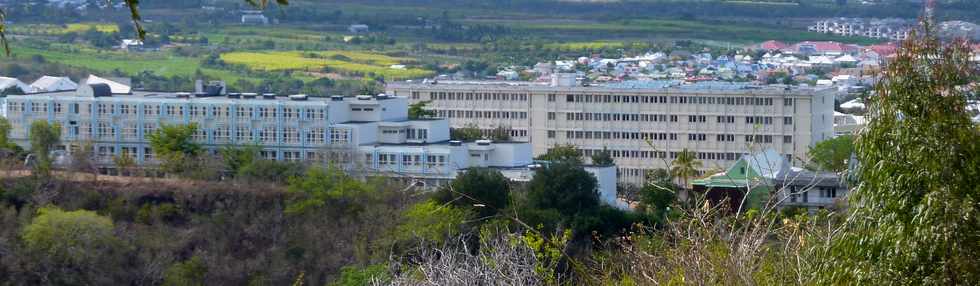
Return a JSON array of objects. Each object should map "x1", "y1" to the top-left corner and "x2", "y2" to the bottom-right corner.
[{"x1": 670, "y1": 149, "x2": 702, "y2": 190}]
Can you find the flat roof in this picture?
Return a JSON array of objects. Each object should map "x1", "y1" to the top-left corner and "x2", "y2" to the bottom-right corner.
[
  {"x1": 8, "y1": 91, "x2": 405, "y2": 105},
  {"x1": 387, "y1": 80, "x2": 833, "y2": 96}
]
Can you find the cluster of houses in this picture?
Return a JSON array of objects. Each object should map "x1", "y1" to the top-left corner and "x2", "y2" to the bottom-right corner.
[{"x1": 808, "y1": 18, "x2": 913, "y2": 41}]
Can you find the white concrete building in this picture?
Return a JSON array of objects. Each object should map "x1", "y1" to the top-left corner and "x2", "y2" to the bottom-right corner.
[
  {"x1": 387, "y1": 79, "x2": 836, "y2": 185},
  {"x1": 1, "y1": 80, "x2": 538, "y2": 186}
]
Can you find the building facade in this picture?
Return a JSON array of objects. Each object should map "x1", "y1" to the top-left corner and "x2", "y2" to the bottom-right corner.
[
  {"x1": 387, "y1": 80, "x2": 835, "y2": 185},
  {"x1": 2, "y1": 82, "x2": 540, "y2": 186}
]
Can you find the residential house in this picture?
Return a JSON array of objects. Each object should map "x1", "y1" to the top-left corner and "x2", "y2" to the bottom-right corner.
[
  {"x1": 348, "y1": 24, "x2": 370, "y2": 34},
  {"x1": 692, "y1": 149, "x2": 848, "y2": 213}
]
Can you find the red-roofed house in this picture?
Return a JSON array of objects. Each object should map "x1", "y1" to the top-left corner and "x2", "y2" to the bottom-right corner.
[
  {"x1": 757, "y1": 40, "x2": 789, "y2": 51},
  {"x1": 791, "y1": 41, "x2": 860, "y2": 55},
  {"x1": 865, "y1": 42, "x2": 899, "y2": 58}
]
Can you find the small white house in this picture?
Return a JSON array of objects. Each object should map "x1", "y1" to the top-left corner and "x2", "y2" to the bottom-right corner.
[
  {"x1": 119, "y1": 39, "x2": 144, "y2": 51},
  {"x1": 348, "y1": 24, "x2": 370, "y2": 34}
]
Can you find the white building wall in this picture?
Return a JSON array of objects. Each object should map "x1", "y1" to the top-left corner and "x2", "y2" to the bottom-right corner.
[{"x1": 387, "y1": 82, "x2": 836, "y2": 185}]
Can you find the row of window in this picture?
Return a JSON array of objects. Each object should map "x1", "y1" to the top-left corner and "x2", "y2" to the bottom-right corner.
[
  {"x1": 435, "y1": 109, "x2": 528, "y2": 120},
  {"x1": 578, "y1": 148, "x2": 747, "y2": 161},
  {"x1": 553, "y1": 94, "x2": 789, "y2": 107},
  {"x1": 65, "y1": 123, "x2": 349, "y2": 145},
  {"x1": 368, "y1": 153, "x2": 448, "y2": 167},
  {"x1": 554, "y1": 112, "x2": 794, "y2": 125},
  {"x1": 8, "y1": 101, "x2": 328, "y2": 121},
  {"x1": 548, "y1": 129, "x2": 792, "y2": 143},
  {"x1": 429, "y1": 92, "x2": 529, "y2": 102}
]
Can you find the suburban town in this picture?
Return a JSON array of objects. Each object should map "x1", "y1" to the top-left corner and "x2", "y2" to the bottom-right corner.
[{"x1": 0, "y1": 0, "x2": 977, "y2": 285}]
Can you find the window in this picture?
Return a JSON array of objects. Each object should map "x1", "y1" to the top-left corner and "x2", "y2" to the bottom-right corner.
[
  {"x1": 143, "y1": 123, "x2": 156, "y2": 139},
  {"x1": 283, "y1": 107, "x2": 297, "y2": 119},
  {"x1": 97, "y1": 123, "x2": 114, "y2": 138},
  {"x1": 669, "y1": 115, "x2": 677, "y2": 122},
  {"x1": 192, "y1": 128, "x2": 207, "y2": 142},
  {"x1": 547, "y1": 130, "x2": 556, "y2": 138},
  {"x1": 308, "y1": 128, "x2": 326, "y2": 145},
  {"x1": 122, "y1": 124, "x2": 138, "y2": 139},
  {"x1": 784, "y1": 117, "x2": 793, "y2": 125},
  {"x1": 330, "y1": 128, "x2": 349, "y2": 144},
  {"x1": 259, "y1": 127, "x2": 276, "y2": 143},
  {"x1": 236, "y1": 127, "x2": 252, "y2": 142},
  {"x1": 784, "y1": 136, "x2": 793, "y2": 143},
  {"x1": 688, "y1": 115, "x2": 706, "y2": 123},
  {"x1": 214, "y1": 127, "x2": 230, "y2": 142},
  {"x1": 144, "y1": 104, "x2": 160, "y2": 116},
  {"x1": 283, "y1": 127, "x2": 299, "y2": 144},
  {"x1": 566, "y1": 94, "x2": 574, "y2": 102},
  {"x1": 716, "y1": 134, "x2": 735, "y2": 142},
  {"x1": 547, "y1": 112, "x2": 556, "y2": 120},
  {"x1": 784, "y1": 98, "x2": 794, "y2": 106},
  {"x1": 98, "y1": 104, "x2": 109, "y2": 115},
  {"x1": 54, "y1": 103, "x2": 63, "y2": 114},
  {"x1": 717, "y1": 116, "x2": 735, "y2": 123}
]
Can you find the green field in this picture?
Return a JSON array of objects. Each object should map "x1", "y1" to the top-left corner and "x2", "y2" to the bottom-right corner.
[
  {"x1": 220, "y1": 51, "x2": 434, "y2": 80},
  {"x1": 9, "y1": 43, "x2": 248, "y2": 83}
]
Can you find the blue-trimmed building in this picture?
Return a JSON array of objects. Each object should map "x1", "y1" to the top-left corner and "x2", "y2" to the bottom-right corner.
[{"x1": 2, "y1": 78, "x2": 536, "y2": 184}]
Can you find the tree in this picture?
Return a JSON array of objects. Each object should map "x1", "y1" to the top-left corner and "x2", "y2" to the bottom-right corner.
[
  {"x1": 590, "y1": 147, "x2": 614, "y2": 166},
  {"x1": 807, "y1": 135, "x2": 854, "y2": 172},
  {"x1": 147, "y1": 123, "x2": 201, "y2": 176},
  {"x1": 0, "y1": 117, "x2": 21, "y2": 154},
  {"x1": 285, "y1": 166, "x2": 374, "y2": 215},
  {"x1": 816, "y1": 30, "x2": 980, "y2": 284},
  {"x1": 395, "y1": 201, "x2": 471, "y2": 245},
  {"x1": 535, "y1": 144, "x2": 582, "y2": 164},
  {"x1": 434, "y1": 168, "x2": 511, "y2": 218},
  {"x1": 523, "y1": 162, "x2": 600, "y2": 235},
  {"x1": 163, "y1": 256, "x2": 207, "y2": 286},
  {"x1": 113, "y1": 152, "x2": 137, "y2": 176},
  {"x1": 670, "y1": 149, "x2": 701, "y2": 189},
  {"x1": 639, "y1": 169, "x2": 677, "y2": 226},
  {"x1": 408, "y1": 100, "x2": 436, "y2": 119},
  {"x1": 21, "y1": 207, "x2": 123, "y2": 284},
  {"x1": 29, "y1": 120, "x2": 61, "y2": 175},
  {"x1": 450, "y1": 123, "x2": 483, "y2": 141}
]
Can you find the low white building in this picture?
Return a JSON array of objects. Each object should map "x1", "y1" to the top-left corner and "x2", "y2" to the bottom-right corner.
[{"x1": 833, "y1": 111, "x2": 865, "y2": 136}]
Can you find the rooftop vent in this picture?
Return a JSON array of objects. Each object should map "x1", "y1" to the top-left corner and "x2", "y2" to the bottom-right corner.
[
  {"x1": 449, "y1": 140, "x2": 463, "y2": 146},
  {"x1": 205, "y1": 83, "x2": 224, "y2": 96},
  {"x1": 356, "y1": 95, "x2": 373, "y2": 100},
  {"x1": 475, "y1": 139, "x2": 492, "y2": 146},
  {"x1": 89, "y1": 83, "x2": 112, "y2": 97},
  {"x1": 262, "y1": 93, "x2": 277, "y2": 100},
  {"x1": 289, "y1": 94, "x2": 308, "y2": 101},
  {"x1": 330, "y1": 95, "x2": 344, "y2": 101},
  {"x1": 242, "y1": 93, "x2": 257, "y2": 99}
]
